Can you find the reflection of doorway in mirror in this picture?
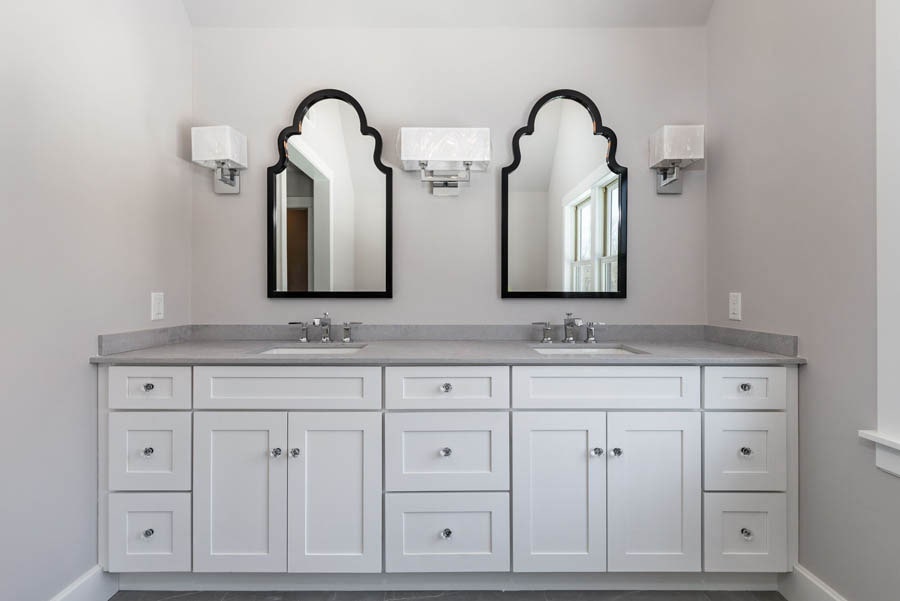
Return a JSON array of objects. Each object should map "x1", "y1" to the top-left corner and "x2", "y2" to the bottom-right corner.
[{"x1": 564, "y1": 173, "x2": 620, "y2": 292}]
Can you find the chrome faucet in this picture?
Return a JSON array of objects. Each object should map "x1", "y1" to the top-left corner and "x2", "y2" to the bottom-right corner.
[
  {"x1": 288, "y1": 321, "x2": 309, "y2": 342},
  {"x1": 342, "y1": 322, "x2": 362, "y2": 343},
  {"x1": 313, "y1": 312, "x2": 332, "y2": 343},
  {"x1": 563, "y1": 312, "x2": 583, "y2": 343},
  {"x1": 585, "y1": 321, "x2": 605, "y2": 343},
  {"x1": 532, "y1": 321, "x2": 553, "y2": 344}
]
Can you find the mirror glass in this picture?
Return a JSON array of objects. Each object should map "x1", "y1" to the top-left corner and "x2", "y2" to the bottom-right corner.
[
  {"x1": 503, "y1": 94, "x2": 626, "y2": 297},
  {"x1": 269, "y1": 94, "x2": 390, "y2": 297}
]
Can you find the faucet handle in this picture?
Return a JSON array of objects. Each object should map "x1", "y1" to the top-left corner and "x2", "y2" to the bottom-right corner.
[
  {"x1": 342, "y1": 322, "x2": 362, "y2": 343},
  {"x1": 289, "y1": 321, "x2": 309, "y2": 343},
  {"x1": 532, "y1": 321, "x2": 553, "y2": 344},
  {"x1": 585, "y1": 321, "x2": 605, "y2": 343}
]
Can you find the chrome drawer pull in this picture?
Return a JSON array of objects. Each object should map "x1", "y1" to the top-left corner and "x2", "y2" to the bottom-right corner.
[
  {"x1": 142, "y1": 528, "x2": 155, "y2": 539},
  {"x1": 439, "y1": 382, "x2": 453, "y2": 393},
  {"x1": 142, "y1": 447, "x2": 154, "y2": 458},
  {"x1": 439, "y1": 447, "x2": 452, "y2": 457},
  {"x1": 739, "y1": 382, "x2": 752, "y2": 392},
  {"x1": 740, "y1": 527, "x2": 754, "y2": 541},
  {"x1": 142, "y1": 383, "x2": 155, "y2": 392},
  {"x1": 740, "y1": 446, "x2": 753, "y2": 457},
  {"x1": 440, "y1": 528, "x2": 452, "y2": 539}
]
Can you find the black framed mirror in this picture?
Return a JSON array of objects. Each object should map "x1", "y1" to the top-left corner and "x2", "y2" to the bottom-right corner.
[
  {"x1": 267, "y1": 89, "x2": 392, "y2": 298},
  {"x1": 502, "y1": 89, "x2": 627, "y2": 298}
]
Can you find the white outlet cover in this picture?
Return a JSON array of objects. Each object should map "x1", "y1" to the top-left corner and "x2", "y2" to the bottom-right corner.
[
  {"x1": 151, "y1": 292, "x2": 165, "y2": 321},
  {"x1": 728, "y1": 292, "x2": 742, "y2": 321}
]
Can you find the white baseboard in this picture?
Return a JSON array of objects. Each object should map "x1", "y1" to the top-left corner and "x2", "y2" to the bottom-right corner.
[
  {"x1": 48, "y1": 565, "x2": 118, "y2": 601},
  {"x1": 780, "y1": 564, "x2": 849, "y2": 601}
]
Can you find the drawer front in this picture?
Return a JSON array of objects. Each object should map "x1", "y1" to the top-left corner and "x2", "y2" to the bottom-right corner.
[
  {"x1": 385, "y1": 492, "x2": 510, "y2": 573},
  {"x1": 193, "y1": 366, "x2": 381, "y2": 410},
  {"x1": 109, "y1": 412, "x2": 191, "y2": 491},
  {"x1": 704, "y1": 493, "x2": 788, "y2": 572},
  {"x1": 513, "y1": 366, "x2": 700, "y2": 409},
  {"x1": 108, "y1": 492, "x2": 191, "y2": 572},
  {"x1": 108, "y1": 366, "x2": 191, "y2": 410},
  {"x1": 385, "y1": 366, "x2": 509, "y2": 409},
  {"x1": 704, "y1": 367, "x2": 787, "y2": 410},
  {"x1": 705, "y1": 412, "x2": 787, "y2": 491},
  {"x1": 385, "y1": 412, "x2": 509, "y2": 491}
]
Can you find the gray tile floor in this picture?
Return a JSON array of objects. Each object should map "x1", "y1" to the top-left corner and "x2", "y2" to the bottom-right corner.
[{"x1": 110, "y1": 591, "x2": 787, "y2": 601}]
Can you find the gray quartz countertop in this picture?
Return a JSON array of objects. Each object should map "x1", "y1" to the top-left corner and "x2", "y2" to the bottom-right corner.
[{"x1": 90, "y1": 339, "x2": 806, "y2": 366}]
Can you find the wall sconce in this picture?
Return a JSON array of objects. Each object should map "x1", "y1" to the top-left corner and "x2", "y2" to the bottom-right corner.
[
  {"x1": 649, "y1": 125, "x2": 704, "y2": 194},
  {"x1": 191, "y1": 125, "x2": 248, "y2": 194},
  {"x1": 399, "y1": 127, "x2": 491, "y2": 196}
]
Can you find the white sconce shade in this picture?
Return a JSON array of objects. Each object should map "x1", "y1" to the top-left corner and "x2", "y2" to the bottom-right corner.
[
  {"x1": 191, "y1": 125, "x2": 248, "y2": 169},
  {"x1": 649, "y1": 125, "x2": 705, "y2": 169},
  {"x1": 400, "y1": 127, "x2": 491, "y2": 171},
  {"x1": 399, "y1": 127, "x2": 491, "y2": 196},
  {"x1": 191, "y1": 125, "x2": 248, "y2": 194},
  {"x1": 649, "y1": 125, "x2": 705, "y2": 195}
]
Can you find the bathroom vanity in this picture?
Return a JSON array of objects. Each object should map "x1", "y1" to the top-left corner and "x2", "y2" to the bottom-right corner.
[{"x1": 93, "y1": 334, "x2": 802, "y2": 591}]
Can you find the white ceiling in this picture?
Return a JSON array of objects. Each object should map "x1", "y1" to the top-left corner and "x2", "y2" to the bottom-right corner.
[{"x1": 181, "y1": 0, "x2": 715, "y2": 28}]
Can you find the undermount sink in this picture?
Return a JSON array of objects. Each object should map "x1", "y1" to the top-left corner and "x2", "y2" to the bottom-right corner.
[
  {"x1": 532, "y1": 345, "x2": 642, "y2": 355},
  {"x1": 260, "y1": 345, "x2": 366, "y2": 355}
]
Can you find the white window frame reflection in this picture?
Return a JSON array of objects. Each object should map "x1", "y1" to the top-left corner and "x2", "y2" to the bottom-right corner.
[{"x1": 564, "y1": 173, "x2": 620, "y2": 292}]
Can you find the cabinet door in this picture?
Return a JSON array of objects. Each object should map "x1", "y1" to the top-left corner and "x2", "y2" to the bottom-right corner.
[
  {"x1": 193, "y1": 412, "x2": 287, "y2": 572},
  {"x1": 512, "y1": 412, "x2": 607, "y2": 572},
  {"x1": 607, "y1": 412, "x2": 701, "y2": 572},
  {"x1": 288, "y1": 412, "x2": 382, "y2": 573}
]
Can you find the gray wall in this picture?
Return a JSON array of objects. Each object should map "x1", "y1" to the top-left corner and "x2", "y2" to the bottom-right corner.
[
  {"x1": 0, "y1": 2, "x2": 193, "y2": 600},
  {"x1": 707, "y1": 2, "x2": 900, "y2": 600},
  {"x1": 190, "y1": 27, "x2": 709, "y2": 324}
]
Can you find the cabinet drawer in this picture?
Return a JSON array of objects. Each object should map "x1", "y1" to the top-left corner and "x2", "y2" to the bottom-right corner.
[
  {"x1": 704, "y1": 367, "x2": 787, "y2": 410},
  {"x1": 385, "y1": 366, "x2": 509, "y2": 409},
  {"x1": 108, "y1": 492, "x2": 191, "y2": 572},
  {"x1": 513, "y1": 366, "x2": 700, "y2": 409},
  {"x1": 108, "y1": 366, "x2": 191, "y2": 410},
  {"x1": 385, "y1": 492, "x2": 510, "y2": 573},
  {"x1": 705, "y1": 412, "x2": 787, "y2": 491},
  {"x1": 385, "y1": 412, "x2": 509, "y2": 491},
  {"x1": 193, "y1": 366, "x2": 381, "y2": 410},
  {"x1": 704, "y1": 493, "x2": 788, "y2": 572},
  {"x1": 109, "y1": 412, "x2": 191, "y2": 491}
]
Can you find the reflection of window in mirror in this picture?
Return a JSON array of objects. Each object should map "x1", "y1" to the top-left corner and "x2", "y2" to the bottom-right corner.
[{"x1": 565, "y1": 174, "x2": 620, "y2": 292}]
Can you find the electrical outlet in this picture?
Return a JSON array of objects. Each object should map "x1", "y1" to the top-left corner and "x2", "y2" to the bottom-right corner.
[
  {"x1": 728, "y1": 292, "x2": 742, "y2": 321},
  {"x1": 151, "y1": 292, "x2": 165, "y2": 321}
]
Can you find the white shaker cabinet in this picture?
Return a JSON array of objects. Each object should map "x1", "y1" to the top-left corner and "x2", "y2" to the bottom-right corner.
[
  {"x1": 288, "y1": 412, "x2": 382, "y2": 573},
  {"x1": 512, "y1": 412, "x2": 607, "y2": 572},
  {"x1": 193, "y1": 412, "x2": 288, "y2": 572},
  {"x1": 607, "y1": 412, "x2": 702, "y2": 572}
]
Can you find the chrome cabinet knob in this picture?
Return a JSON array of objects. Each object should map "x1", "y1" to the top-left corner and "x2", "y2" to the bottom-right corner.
[
  {"x1": 740, "y1": 447, "x2": 753, "y2": 457},
  {"x1": 439, "y1": 382, "x2": 453, "y2": 393},
  {"x1": 440, "y1": 528, "x2": 453, "y2": 539},
  {"x1": 590, "y1": 447, "x2": 604, "y2": 457},
  {"x1": 739, "y1": 382, "x2": 752, "y2": 392},
  {"x1": 290, "y1": 448, "x2": 301, "y2": 458},
  {"x1": 439, "y1": 447, "x2": 452, "y2": 457},
  {"x1": 142, "y1": 383, "x2": 155, "y2": 392},
  {"x1": 611, "y1": 447, "x2": 623, "y2": 457},
  {"x1": 270, "y1": 447, "x2": 282, "y2": 458},
  {"x1": 142, "y1": 528, "x2": 155, "y2": 538},
  {"x1": 142, "y1": 447, "x2": 154, "y2": 457},
  {"x1": 740, "y1": 527, "x2": 754, "y2": 541}
]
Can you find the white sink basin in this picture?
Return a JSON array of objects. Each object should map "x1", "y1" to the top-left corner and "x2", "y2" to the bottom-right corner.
[
  {"x1": 532, "y1": 346, "x2": 640, "y2": 355},
  {"x1": 260, "y1": 345, "x2": 365, "y2": 355}
]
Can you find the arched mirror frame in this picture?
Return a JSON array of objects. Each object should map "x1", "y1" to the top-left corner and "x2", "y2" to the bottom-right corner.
[
  {"x1": 501, "y1": 89, "x2": 627, "y2": 298},
  {"x1": 267, "y1": 89, "x2": 393, "y2": 298}
]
